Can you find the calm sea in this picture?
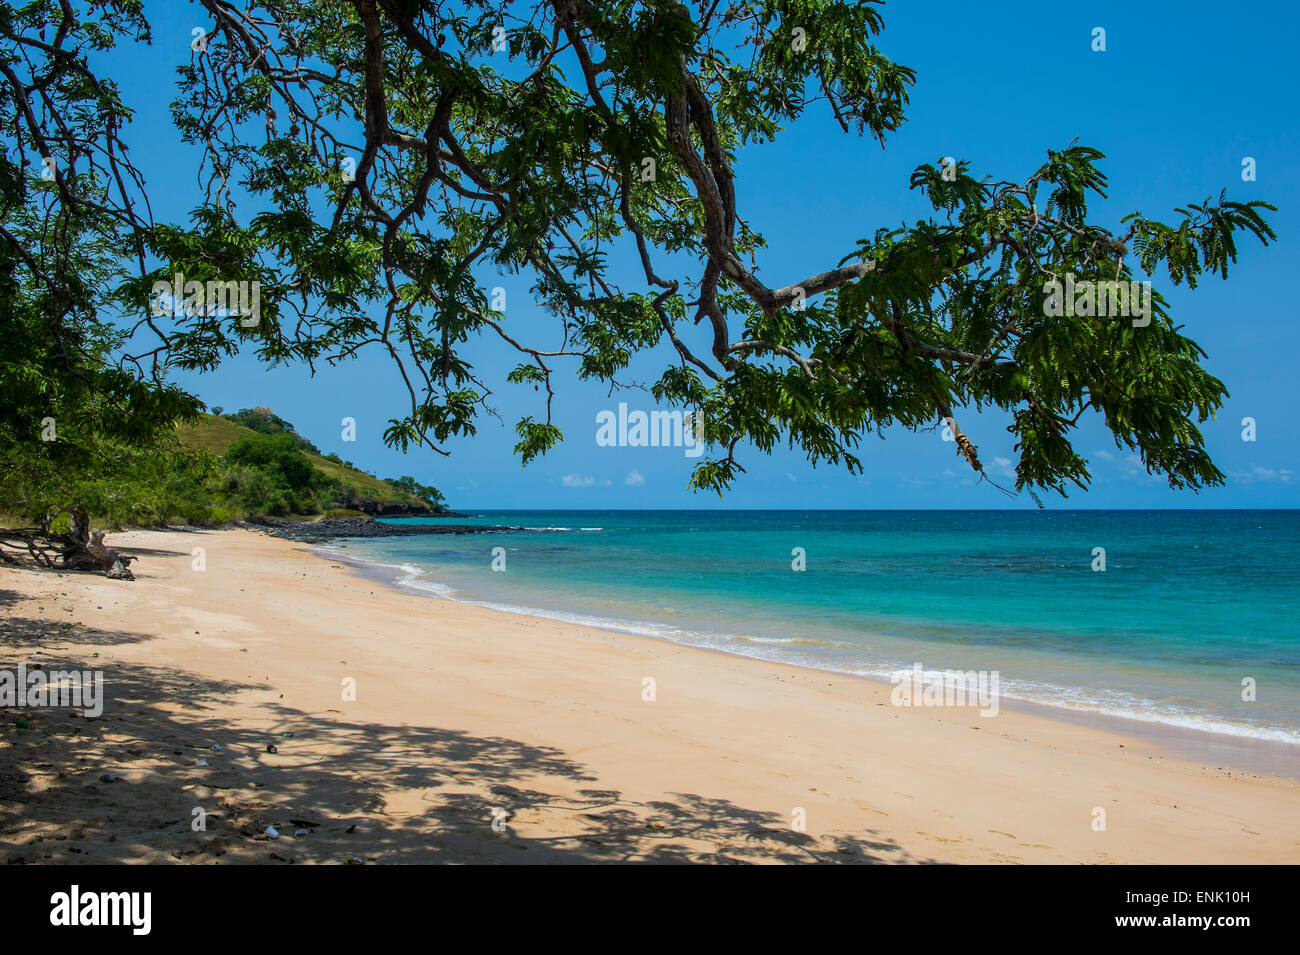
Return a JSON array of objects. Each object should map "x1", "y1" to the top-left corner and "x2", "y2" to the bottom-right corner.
[{"x1": 322, "y1": 510, "x2": 1300, "y2": 746}]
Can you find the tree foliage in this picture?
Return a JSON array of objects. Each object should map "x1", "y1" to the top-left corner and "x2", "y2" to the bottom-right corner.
[
  {"x1": 385, "y1": 473, "x2": 446, "y2": 508},
  {"x1": 222, "y1": 406, "x2": 322, "y2": 453},
  {"x1": 0, "y1": 0, "x2": 1278, "y2": 519}
]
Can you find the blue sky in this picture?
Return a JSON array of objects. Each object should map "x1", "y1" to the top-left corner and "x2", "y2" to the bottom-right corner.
[{"x1": 111, "y1": 1, "x2": 1299, "y2": 508}]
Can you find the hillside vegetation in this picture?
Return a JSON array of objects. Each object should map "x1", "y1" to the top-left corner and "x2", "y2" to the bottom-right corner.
[
  {"x1": 0, "y1": 409, "x2": 446, "y2": 532},
  {"x1": 178, "y1": 414, "x2": 419, "y2": 508},
  {"x1": 157, "y1": 409, "x2": 447, "y2": 523}
]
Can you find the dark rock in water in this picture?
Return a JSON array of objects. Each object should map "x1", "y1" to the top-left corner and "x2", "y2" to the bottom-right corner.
[{"x1": 247, "y1": 517, "x2": 520, "y2": 541}]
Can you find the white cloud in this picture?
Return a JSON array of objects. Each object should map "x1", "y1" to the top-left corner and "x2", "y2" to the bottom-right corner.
[
  {"x1": 625, "y1": 469, "x2": 645, "y2": 486},
  {"x1": 991, "y1": 456, "x2": 1016, "y2": 480},
  {"x1": 786, "y1": 472, "x2": 798, "y2": 482},
  {"x1": 1229, "y1": 464, "x2": 1294, "y2": 484},
  {"x1": 561, "y1": 474, "x2": 597, "y2": 488},
  {"x1": 1095, "y1": 449, "x2": 1147, "y2": 478}
]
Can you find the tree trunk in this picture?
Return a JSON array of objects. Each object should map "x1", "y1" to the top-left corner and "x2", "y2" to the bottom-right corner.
[{"x1": 58, "y1": 506, "x2": 135, "y2": 579}]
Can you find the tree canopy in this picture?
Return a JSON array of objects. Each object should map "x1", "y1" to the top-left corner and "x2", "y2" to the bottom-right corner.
[{"x1": 0, "y1": 0, "x2": 1278, "y2": 521}]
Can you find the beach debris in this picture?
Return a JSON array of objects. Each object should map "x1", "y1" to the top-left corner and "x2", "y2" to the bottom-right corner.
[
  {"x1": 195, "y1": 759, "x2": 210, "y2": 767},
  {"x1": 15, "y1": 719, "x2": 32, "y2": 729},
  {"x1": 264, "y1": 825, "x2": 280, "y2": 839},
  {"x1": 345, "y1": 824, "x2": 357, "y2": 834},
  {"x1": 211, "y1": 743, "x2": 222, "y2": 751},
  {"x1": 294, "y1": 829, "x2": 308, "y2": 838},
  {"x1": 98, "y1": 774, "x2": 118, "y2": 783},
  {"x1": 266, "y1": 744, "x2": 278, "y2": 754},
  {"x1": 281, "y1": 732, "x2": 294, "y2": 738}
]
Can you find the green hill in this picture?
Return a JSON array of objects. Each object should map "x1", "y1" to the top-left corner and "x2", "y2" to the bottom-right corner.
[{"x1": 177, "y1": 413, "x2": 435, "y2": 515}]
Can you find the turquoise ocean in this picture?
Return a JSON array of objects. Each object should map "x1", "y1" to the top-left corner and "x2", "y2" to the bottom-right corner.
[{"x1": 321, "y1": 510, "x2": 1300, "y2": 747}]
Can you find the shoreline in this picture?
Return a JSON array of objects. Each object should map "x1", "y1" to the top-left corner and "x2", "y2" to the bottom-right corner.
[
  {"x1": 317, "y1": 540, "x2": 1300, "y2": 780},
  {"x1": 2, "y1": 526, "x2": 1297, "y2": 864}
]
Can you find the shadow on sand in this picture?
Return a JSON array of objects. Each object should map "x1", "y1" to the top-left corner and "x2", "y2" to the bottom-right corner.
[{"x1": 1, "y1": 597, "x2": 926, "y2": 864}]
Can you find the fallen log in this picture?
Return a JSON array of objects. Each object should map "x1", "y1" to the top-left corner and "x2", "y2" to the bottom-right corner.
[{"x1": 56, "y1": 507, "x2": 136, "y2": 580}]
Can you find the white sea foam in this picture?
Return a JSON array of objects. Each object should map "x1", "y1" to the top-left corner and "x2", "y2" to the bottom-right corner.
[
  {"x1": 517, "y1": 526, "x2": 605, "y2": 532},
  {"x1": 860, "y1": 664, "x2": 1300, "y2": 745},
  {"x1": 311, "y1": 547, "x2": 459, "y2": 599}
]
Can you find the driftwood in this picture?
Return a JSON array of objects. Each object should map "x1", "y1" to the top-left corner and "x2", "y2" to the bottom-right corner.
[
  {"x1": 61, "y1": 507, "x2": 136, "y2": 579},
  {"x1": 65, "y1": 529, "x2": 136, "y2": 579},
  {"x1": 0, "y1": 506, "x2": 136, "y2": 580}
]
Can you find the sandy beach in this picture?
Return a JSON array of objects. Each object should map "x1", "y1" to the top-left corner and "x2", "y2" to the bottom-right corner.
[{"x1": 1, "y1": 527, "x2": 1297, "y2": 864}]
